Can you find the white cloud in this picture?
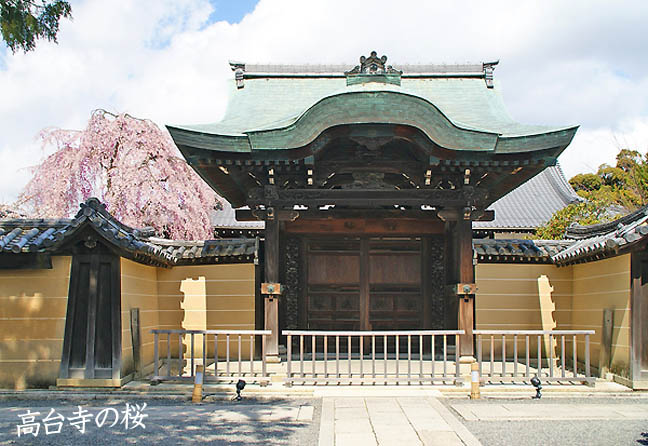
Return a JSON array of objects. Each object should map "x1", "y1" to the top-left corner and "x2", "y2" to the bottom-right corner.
[
  {"x1": 1, "y1": 0, "x2": 648, "y2": 202},
  {"x1": 559, "y1": 117, "x2": 648, "y2": 179}
]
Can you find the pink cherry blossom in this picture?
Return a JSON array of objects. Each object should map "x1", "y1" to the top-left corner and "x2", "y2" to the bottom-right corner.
[{"x1": 17, "y1": 110, "x2": 220, "y2": 240}]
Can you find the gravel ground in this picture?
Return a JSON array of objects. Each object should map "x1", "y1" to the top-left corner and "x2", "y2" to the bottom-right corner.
[
  {"x1": 0, "y1": 397, "x2": 321, "y2": 445},
  {"x1": 444, "y1": 397, "x2": 648, "y2": 446}
]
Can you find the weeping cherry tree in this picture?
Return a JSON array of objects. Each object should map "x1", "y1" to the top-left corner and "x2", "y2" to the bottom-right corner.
[{"x1": 17, "y1": 109, "x2": 220, "y2": 240}]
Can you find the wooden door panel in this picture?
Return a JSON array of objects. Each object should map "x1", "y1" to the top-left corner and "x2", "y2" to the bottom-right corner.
[
  {"x1": 369, "y1": 253, "x2": 420, "y2": 284},
  {"x1": 308, "y1": 254, "x2": 359, "y2": 284},
  {"x1": 369, "y1": 244, "x2": 423, "y2": 331},
  {"x1": 307, "y1": 240, "x2": 361, "y2": 331},
  {"x1": 94, "y1": 261, "x2": 114, "y2": 371},
  {"x1": 68, "y1": 262, "x2": 90, "y2": 371},
  {"x1": 308, "y1": 293, "x2": 360, "y2": 324}
]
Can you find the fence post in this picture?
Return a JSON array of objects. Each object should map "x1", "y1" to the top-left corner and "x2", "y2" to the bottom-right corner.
[
  {"x1": 261, "y1": 334, "x2": 268, "y2": 387},
  {"x1": 153, "y1": 331, "x2": 159, "y2": 380},
  {"x1": 455, "y1": 334, "x2": 462, "y2": 386},
  {"x1": 192, "y1": 364, "x2": 204, "y2": 403},
  {"x1": 286, "y1": 334, "x2": 293, "y2": 387},
  {"x1": 585, "y1": 334, "x2": 592, "y2": 386},
  {"x1": 470, "y1": 361, "x2": 480, "y2": 399}
]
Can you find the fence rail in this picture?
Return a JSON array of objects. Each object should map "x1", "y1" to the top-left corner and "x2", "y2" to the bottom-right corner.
[
  {"x1": 474, "y1": 330, "x2": 595, "y2": 385},
  {"x1": 151, "y1": 329, "x2": 272, "y2": 383},
  {"x1": 282, "y1": 330, "x2": 465, "y2": 386}
]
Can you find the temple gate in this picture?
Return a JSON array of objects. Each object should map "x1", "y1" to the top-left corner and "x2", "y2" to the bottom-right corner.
[{"x1": 168, "y1": 52, "x2": 577, "y2": 361}]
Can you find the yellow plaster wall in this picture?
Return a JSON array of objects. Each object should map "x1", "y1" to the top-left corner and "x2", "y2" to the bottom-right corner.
[
  {"x1": 120, "y1": 259, "x2": 159, "y2": 377},
  {"x1": 569, "y1": 254, "x2": 631, "y2": 376},
  {"x1": 475, "y1": 257, "x2": 631, "y2": 377},
  {"x1": 475, "y1": 263, "x2": 573, "y2": 330},
  {"x1": 0, "y1": 256, "x2": 71, "y2": 389},
  {"x1": 475, "y1": 263, "x2": 573, "y2": 358},
  {"x1": 156, "y1": 263, "x2": 256, "y2": 360}
]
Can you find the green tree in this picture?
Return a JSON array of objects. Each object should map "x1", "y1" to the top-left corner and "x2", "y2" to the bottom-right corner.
[
  {"x1": 569, "y1": 173, "x2": 602, "y2": 192},
  {"x1": 535, "y1": 199, "x2": 613, "y2": 240},
  {"x1": 0, "y1": 0, "x2": 71, "y2": 53},
  {"x1": 538, "y1": 147, "x2": 648, "y2": 239}
]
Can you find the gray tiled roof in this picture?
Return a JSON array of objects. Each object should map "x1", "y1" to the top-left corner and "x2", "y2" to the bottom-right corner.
[
  {"x1": 8, "y1": 199, "x2": 644, "y2": 267},
  {"x1": 552, "y1": 206, "x2": 648, "y2": 264},
  {"x1": 473, "y1": 164, "x2": 582, "y2": 231},
  {"x1": 148, "y1": 237, "x2": 256, "y2": 261},
  {"x1": 0, "y1": 199, "x2": 257, "y2": 266},
  {"x1": 474, "y1": 239, "x2": 573, "y2": 263}
]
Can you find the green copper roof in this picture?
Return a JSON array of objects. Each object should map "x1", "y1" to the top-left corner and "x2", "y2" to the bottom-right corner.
[{"x1": 167, "y1": 58, "x2": 578, "y2": 155}]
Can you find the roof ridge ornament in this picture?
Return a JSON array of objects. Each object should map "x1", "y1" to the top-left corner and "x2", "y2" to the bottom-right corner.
[
  {"x1": 230, "y1": 61, "x2": 246, "y2": 89},
  {"x1": 346, "y1": 51, "x2": 402, "y2": 75},
  {"x1": 345, "y1": 51, "x2": 402, "y2": 86},
  {"x1": 483, "y1": 60, "x2": 499, "y2": 88}
]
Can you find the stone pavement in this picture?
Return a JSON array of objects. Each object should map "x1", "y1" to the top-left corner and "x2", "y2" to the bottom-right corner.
[
  {"x1": 451, "y1": 401, "x2": 648, "y2": 421},
  {"x1": 449, "y1": 398, "x2": 648, "y2": 446},
  {"x1": 209, "y1": 403, "x2": 314, "y2": 422},
  {"x1": 318, "y1": 397, "x2": 481, "y2": 446}
]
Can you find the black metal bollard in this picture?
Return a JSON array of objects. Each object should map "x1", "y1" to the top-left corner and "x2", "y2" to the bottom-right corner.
[{"x1": 530, "y1": 375, "x2": 542, "y2": 399}]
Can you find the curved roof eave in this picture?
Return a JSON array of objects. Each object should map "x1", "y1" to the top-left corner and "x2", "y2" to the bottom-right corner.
[
  {"x1": 168, "y1": 89, "x2": 578, "y2": 156},
  {"x1": 246, "y1": 89, "x2": 499, "y2": 152}
]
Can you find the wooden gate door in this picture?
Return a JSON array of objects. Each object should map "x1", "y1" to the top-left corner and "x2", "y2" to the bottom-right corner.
[
  {"x1": 59, "y1": 254, "x2": 121, "y2": 380},
  {"x1": 305, "y1": 237, "x2": 424, "y2": 351},
  {"x1": 368, "y1": 238, "x2": 422, "y2": 331},
  {"x1": 306, "y1": 238, "x2": 362, "y2": 332}
]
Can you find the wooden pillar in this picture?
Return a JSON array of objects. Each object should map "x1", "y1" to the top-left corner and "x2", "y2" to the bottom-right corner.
[
  {"x1": 444, "y1": 222, "x2": 458, "y2": 331},
  {"x1": 456, "y1": 218, "x2": 475, "y2": 358},
  {"x1": 359, "y1": 238, "x2": 370, "y2": 331},
  {"x1": 264, "y1": 217, "x2": 280, "y2": 362},
  {"x1": 422, "y1": 237, "x2": 432, "y2": 330}
]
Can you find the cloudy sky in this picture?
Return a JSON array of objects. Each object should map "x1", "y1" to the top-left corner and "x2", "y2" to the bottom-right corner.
[{"x1": 1, "y1": 0, "x2": 647, "y2": 203}]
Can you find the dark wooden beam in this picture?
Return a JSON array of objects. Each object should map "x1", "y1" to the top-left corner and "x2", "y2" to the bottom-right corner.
[
  {"x1": 284, "y1": 218, "x2": 444, "y2": 235},
  {"x1": 0, "y1": 253, "x2": 52, "y2": 269},
  {"x1": 236, "y1": 208, "x2": 494, "y2": 222},
  {"x1": 247, "y1": 188, "x2": 484, "y2": 208}
]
